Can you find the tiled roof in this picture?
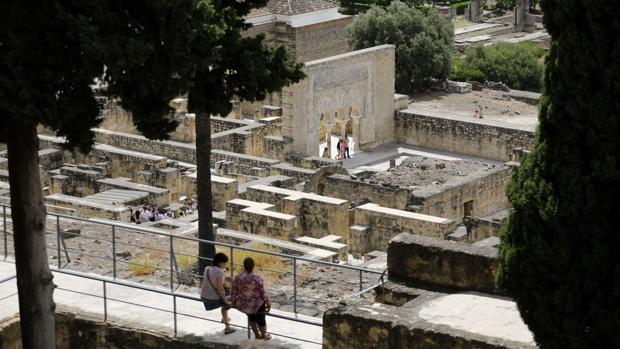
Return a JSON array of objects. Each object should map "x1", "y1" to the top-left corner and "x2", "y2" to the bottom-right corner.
[
  {"x1": 247, "y1": 6, "x2": 273, "y2": 19},
  {"x1": 249, "y1": 0, "x2": 338, "y2": 17}
]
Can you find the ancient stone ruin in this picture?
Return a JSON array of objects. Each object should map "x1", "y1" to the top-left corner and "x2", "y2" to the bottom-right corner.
[{"x1": 0, "y1": 0, "x2": 549, "y2": 347}]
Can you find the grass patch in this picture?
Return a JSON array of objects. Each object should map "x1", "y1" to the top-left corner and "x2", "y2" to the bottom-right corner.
[
  {"x1": 176, "y1": 253, "x2": 197, "y2": 270},
  {"x1": 216, "y1": 244, "x2": 288, "y2": 284},
  {"x1": 129, "y1": 255, "x2": 158, "y2": 276}
]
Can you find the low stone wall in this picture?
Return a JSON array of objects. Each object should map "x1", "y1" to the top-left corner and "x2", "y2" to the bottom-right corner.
[
  {"x1": 414, "y1": 167, "x2": 512, "y2": 222},
  {"x1": 395, "y1": 110, "x2": 535, "y2": 161},
  {"x1": 322, "y1": 174, "x2": 410, "y2": 210},
  {"x1": 185, "y1": 173, "x2": 237, "y2": 211},
  {"x1": 351, "y1": 204, "x2": 455, "y2": 254},
  {"x1": 96, "y1": 178, "x2": 169, "y2": 206},
  {"x1": 463, "y1": 215, "x2": 506, "y2": 243},
  {"x1": 225, "y1": 199, "x2": 299, "y2": 240},
  {"x1": 387, "y1": 233, "x2": 499, "y2": 294},
  {"x1": 322, "y1": 298, "x2": 536, "y2": 349},
  {"x1": 45, "y1": 194, "x2": 128, "y2": 220},
  {"x1": 243, "y1": 185, "x2": 349, "y2": 241},
  {"x1": 0, "y1": 311, "x2": 233, "y2": 349}
]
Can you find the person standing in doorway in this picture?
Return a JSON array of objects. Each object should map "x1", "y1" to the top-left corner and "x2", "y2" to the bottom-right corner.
[
  {"x1": 343, "y1": 137, "x2": 351, "y2": 159},
  {"x1": 338, "y1": 138, "x2": 346, "y2": 161},
  {"x1": 335, "y1": 138, "x2": 342, "y2": 160}
]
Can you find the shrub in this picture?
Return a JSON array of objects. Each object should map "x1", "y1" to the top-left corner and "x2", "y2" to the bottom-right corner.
[{"x1": 457, "y1": 42, "x2": 544, "y2": 91}]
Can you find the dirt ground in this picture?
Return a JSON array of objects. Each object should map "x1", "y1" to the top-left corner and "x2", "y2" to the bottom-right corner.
[
  {"x1": 365, "y1": 156, "x2": 502, "y2": 190},
  {"x1": 410, "y1": 90, "x2": 539, "y2": 127}
]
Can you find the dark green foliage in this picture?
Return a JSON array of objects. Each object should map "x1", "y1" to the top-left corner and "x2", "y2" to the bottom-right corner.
[
  {"x1": 453, "y1": 42, "x2": 544, "y2": 91},
  {"x1": 347, "y1": 1, "x2": 453, "y2": 94},
  {"x1": 495, "y1": 0, "x2": 515, "y2": 9},
  {"x1": 0, "y1": 0, "x2": 303, "y2": 149},
  {"x1": 497, "y1": 0, "x2": 620, "y2": 347}
]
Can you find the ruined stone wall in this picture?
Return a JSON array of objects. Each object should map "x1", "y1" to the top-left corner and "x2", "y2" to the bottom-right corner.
[
  {"x1": 243, "y1": 185, "x2": 349, "y2": 240},
  {"x1": 284, "y1": 197, "x2": 349, "y2": 240},
  {"x1": 463, "y1": 215, "x2": 505, "y2": 242},
  {"x1": 293, "y1": 17, "x2": 352, "y2": 62},
  {"x1": 97, "y1": 99, "x2": 196, "y2": 143},
  {"x1": 45, "y1": 194, "x2": 128, "y2": 220},
  {"x1": 92, "y1": 129, "x2": 196, "y2": 163},
  {"x1": 351, "y1": 204, "x2": 455, "y2": 254},
  {"x1": 226, "y1": 200, "x2": 299, "y2": 240},
  {"x1": 323, "y1": 174, "x2": 410, "y2": 209},
  {"x1": 414, "y1": 168, "x2": 512, "y2": 222},
  {"x1": 0, "y1": 311, "x2": 232, "y2": 349},
  {"x1": 388, "y1": 233, "x2": 499, "y2": 294},
  {"x1": 395, "y1": 110, "x2": 535, "y2": 161},
  {"x1": 185, "y1": 174, "x2": 237, "y2": 211}
]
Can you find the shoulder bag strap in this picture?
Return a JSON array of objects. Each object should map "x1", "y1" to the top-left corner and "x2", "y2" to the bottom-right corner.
[{"x1": 206, "y1": 268, "x2": 224, "y2": 301}]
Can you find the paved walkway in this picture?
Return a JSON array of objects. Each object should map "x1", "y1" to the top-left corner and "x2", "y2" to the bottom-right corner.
[{"x1": 0, "y1": 260, "x2": 322, "y2": 348}]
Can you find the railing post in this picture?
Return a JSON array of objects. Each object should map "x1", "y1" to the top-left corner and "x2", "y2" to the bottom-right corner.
[
  {"x1": 112, "y1": 225, "x2": 117, "y2": 279},
  {"x1": 229, "y1": 245, "x2": 234, "y2": 278},
  {"x1": 56, "y1": 216, "x2": 61, "y2": 268},
  {"x1": 2, "y1": 206, "x2": 6, "y2": 259},
  {"x1": 293, "y1": 258, "x2": 297, "y2": 314},
  {"x1": 359, "y1": 269, "x2": 363, "y2": 292},
  {"x1": 247, "y1": 318, "x2": 251, "y2": 339},
  {"x1": 173, "y1": 295, "x2": 178, "y2": 337},
  {"x1": 169, "y1": 235, "x2": 174, "y2": 291},
  {"x1": 103, "y1": 280, "x2": 107, "y2": 322}
]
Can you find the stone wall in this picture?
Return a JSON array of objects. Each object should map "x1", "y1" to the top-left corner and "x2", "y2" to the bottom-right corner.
[
  {"x1": 185, "y1": 173, "x2": 238, "y2": 212},
  {"x1": 54, "y1": 166, "x2": 102, "y2": 198},
  {"x1": 395, "y1": 110, "x2": 535, "y2": 161},
  {"x1": 45, "y1": 194, "x2": 128, "y2": 220},
  {"x1": 243, "y1": 185, "x2": 349, "y2": 240},
  {"x1": 96, "y1": 178, "x2": 169, "y2": 206},
  {"x1": 387, "y1": 233, "x2": 499, "y2": 294},
  {"x1": 322, "y1": 174, "x2": 410, "y2": 210},
  {"x1": 322, "y1": 299, "x2": 535, "y2": 349},
  {"x1": 95, "y1": 98, "x2": 197, "y2": 143},
  {"x1": 226, "y1": 199, "x2": 299, "y2": 240},
  {"x1": 0, "y1": 311, "x2": 235, "y2": 349},
  {"x1": 351, "y1": 204, "x2": 455, "y2": 255},
  {"x1": 463, "y1": 215, "x2": 506, "y2": 243},
  {"x1": 413, "y1": 167, "x2": 512, "y2": 222},
  {"x1": 293, "y1": 17, "x2": 352, "y2": 62}
]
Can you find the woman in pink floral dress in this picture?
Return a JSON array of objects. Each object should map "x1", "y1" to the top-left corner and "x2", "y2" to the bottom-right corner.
[{"x1": 231, "y1": 257, "x2": 272, "y2": 340}]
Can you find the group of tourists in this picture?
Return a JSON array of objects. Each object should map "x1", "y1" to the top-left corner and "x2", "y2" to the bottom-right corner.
[
  {"x1": 335, "y1": 137, "x2": 351, "y2": 160},
  {"x1": 129, "y1": 199, "x2": 196, "y2": 224},
  {"x1": 130, "y1": 205, "x2": 169, "y2": 223},
  {"x1": 201, "y1": 253, "x2": 272, "y2": 340}
]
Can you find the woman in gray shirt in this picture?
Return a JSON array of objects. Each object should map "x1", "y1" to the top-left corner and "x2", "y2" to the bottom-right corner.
[{"x1": 201, "y1": 252, "x2": 236, "y2": 334}]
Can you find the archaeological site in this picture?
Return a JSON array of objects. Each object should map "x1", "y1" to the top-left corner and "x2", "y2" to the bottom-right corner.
[{"x1": 1, "y1": 0, "x2": 569, "y2": 348}]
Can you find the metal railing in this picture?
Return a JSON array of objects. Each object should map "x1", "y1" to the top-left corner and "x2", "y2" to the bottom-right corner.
[
  {"x1": 0, "y1": 203, "x2": 387, "y2": 315},
  {"x1": 0, "y1": 266, "x2": 321, "y2": 345}
]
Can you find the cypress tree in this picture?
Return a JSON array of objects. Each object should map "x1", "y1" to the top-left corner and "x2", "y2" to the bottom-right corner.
[{"x1": 497, "y1": 1, "x2": 620, "y2": 347}]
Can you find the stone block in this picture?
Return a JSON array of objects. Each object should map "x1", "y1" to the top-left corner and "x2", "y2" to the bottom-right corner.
[{"x1": 387, "y1": 233, "x2": 499, "y2": 294}]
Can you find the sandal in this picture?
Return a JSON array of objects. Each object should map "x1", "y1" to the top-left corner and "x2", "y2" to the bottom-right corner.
[
  {"x1": 263, "y1": 334, "x2": 272, "y2": 341},
  {"x1": 224, "y1": 328, "x2": 237, "y2": 335}
]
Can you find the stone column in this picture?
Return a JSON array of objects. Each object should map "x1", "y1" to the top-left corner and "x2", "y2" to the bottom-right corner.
[
  {"x1": 324, "y1": 119, "x2": 336, "y2": 159},
  {"x1": 350, "y1": 114, "x2": 362, "y2": 153}
]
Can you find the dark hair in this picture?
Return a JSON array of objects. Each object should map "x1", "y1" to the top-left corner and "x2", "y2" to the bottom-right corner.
[
  {"x1": 243, "y1": 257, "x2": 255, "y2": 273},
  {"x1": 212, "y1": 252, "x2": 229, "y2": 266}
]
